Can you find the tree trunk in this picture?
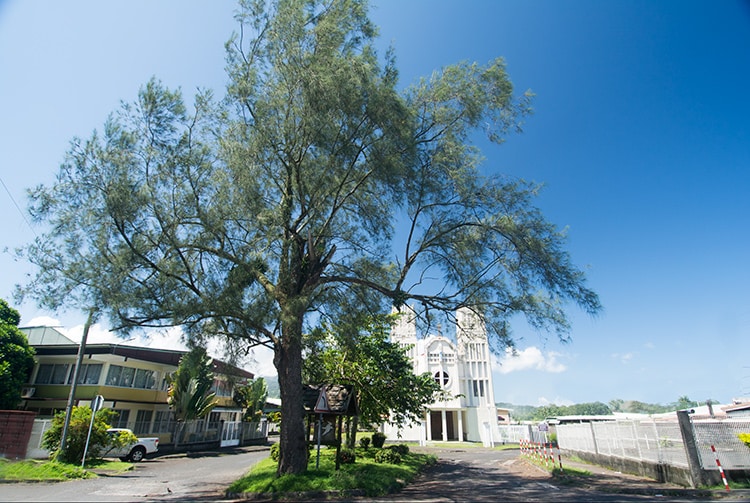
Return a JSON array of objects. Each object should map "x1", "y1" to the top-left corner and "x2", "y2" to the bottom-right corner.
[
  {"x1": 346, "y1": 415, "x2": 359, "y2": 449},
  {"x1": 274, "y1": 313, "x2": 308, "y2": 475}
]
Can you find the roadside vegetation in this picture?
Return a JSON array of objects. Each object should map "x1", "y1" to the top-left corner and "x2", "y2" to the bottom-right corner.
[
  {"x1": 0, "y1": 456, "x2": 133, "y2": 482},
  {"x1": 227, "y1": 444, "x2": 436, "y2": 498}
]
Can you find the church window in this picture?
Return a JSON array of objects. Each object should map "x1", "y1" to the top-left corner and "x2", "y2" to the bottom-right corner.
[{"x1": 434, "y1": 371, "x2": 449, "y2": 387}]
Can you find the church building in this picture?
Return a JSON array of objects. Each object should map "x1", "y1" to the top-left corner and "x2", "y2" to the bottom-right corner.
[{"x1": 383, "y1": 306, "x2": 499, "y2": 445}]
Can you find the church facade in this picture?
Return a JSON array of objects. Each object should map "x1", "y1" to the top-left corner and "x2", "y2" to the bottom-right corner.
[{"x1": 383, "y1": 307, "x2": 499, "y2": 445}]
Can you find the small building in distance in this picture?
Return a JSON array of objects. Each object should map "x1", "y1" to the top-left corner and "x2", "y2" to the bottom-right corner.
[{"x1": 383, "y1": 306, "x2": 498, "y2": 445}]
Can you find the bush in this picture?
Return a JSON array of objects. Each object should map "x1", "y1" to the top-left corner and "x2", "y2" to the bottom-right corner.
[
  {"x1": 374, "y1": 448, "x2": 401, "y2": 464},
  {"x1": 359, "y1": 437, "x2": 370, "y2": 450},
  {"x1": 270, "y1": 443, "x2": 280, "y2": 461},
  {"x1": 387, "y1": 443, "x2": 409, "y2": 456},
  {"x1": 42, "y1": 406, "x2": 117, "y2": 464},
  {"x1": 739, "y1": 433, "x2": 750, "y2": 449},
  {"x1": 371, "y1": 431, "x2": 386, "y2": 448},
  {"x1": 337, "y1": 448, "x2": 356, "y2": 464}
]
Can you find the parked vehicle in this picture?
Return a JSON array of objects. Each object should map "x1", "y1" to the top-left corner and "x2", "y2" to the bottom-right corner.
[{"x1": 104, "y1": 428, "x2": 159, "y2": 462}]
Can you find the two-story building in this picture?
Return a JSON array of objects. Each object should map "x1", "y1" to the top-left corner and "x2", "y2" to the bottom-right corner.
[
  {"x1": 19, "y1": 326, "x2": 254, "y2": 447},
  {"x1": 384, "y1": 307, "x2": 499, "y2": 445}
]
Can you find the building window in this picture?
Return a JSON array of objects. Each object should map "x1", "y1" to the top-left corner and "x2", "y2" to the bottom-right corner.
[
  {"x1": 153, "y1": 411, "x2": 174, "y2": 433},
  {"x1": 66, "y1": 364, "x2": 102, "y2": 385},
  {"x1": 106, "y1": 365, "x2": 156, "y2": 389},
  {"x1": 134, "y1": 410, "x2": 153, "y2": 435},
  {"x1": 208, "y1": 411, "x2": 221, "y2": 431},
  {"x1": 35, "y1": 363, "x2": 71, "y2": 384},
  {"x1": 211, "y1": 379, "x2": 233, "y2": 397},
  {"x1": 111, "y1": 409, "x2": 130, "y2": 428},
  {"x1": 472, "y1": 380, "x2": 485, "y2": 398},
  {"x1": 434, "y1": 371, "x2": 449, "y2": 387}
]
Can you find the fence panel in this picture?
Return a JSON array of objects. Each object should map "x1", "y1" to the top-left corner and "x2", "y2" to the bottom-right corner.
[
  {"x1": 557, "y1": 420, "x2": 689, "y2": 468},
  {"x1": 692, "y1": 420, "x2": 750, "y2": 470},
  {"x1": 496, "y1": 424, "x2": 533, "y2": 443}
]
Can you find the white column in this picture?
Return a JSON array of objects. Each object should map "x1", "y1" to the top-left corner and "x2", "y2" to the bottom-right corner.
[
  {"x1": 458, "y1": 410, "x2": 464, "y2": 442},
  {"x1": 441, "y1": 410, "x2": 447, "y2": 442},
  {"x1": 425, "y1": 410, "x2": 432, "y2": 442}
]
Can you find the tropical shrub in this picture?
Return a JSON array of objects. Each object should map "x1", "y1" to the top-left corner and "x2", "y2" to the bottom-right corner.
[
  {"x1": 359, "y1": 436, "x2": 370, "y2": 450},
  {"x1": 42, "y1": 406, "x2": 123, "y2": 464},
  {"x1": 337, "y1": 448, "x2": 356, "y2": 464},
  {"x1": 387, "y1": 443, "x2": 409, "y2": 456},
  {"x1": 374, "y1": 448, "x2": 401, "y2": 464},
  {"x1": 371, "y1": 431, "x2": 386, "y2": 448}
]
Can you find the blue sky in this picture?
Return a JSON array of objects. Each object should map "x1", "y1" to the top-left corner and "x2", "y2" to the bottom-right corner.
[{"x1": 1, "y1": 0, "x2": 749, "y2": 407}]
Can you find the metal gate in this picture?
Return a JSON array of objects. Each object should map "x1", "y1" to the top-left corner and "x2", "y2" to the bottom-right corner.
[{"x1": 220, "y1": 420, "x2": 241, "y2": 447}]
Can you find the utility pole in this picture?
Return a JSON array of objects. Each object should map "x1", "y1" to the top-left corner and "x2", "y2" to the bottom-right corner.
[{"x1": 59, "y1": 309, "x2": 96, "y2": 458}]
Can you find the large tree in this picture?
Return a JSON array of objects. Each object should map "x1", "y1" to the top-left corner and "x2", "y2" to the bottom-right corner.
[
  {"x1": 0, "y1": 298, "x2": 35, "y2": 410},
  {"x1": 18, "y1": 0, "x2": 600, "y2": 474}
]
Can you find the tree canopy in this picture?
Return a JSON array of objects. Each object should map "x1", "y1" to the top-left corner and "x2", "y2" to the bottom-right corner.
[
  {"x1": 18, "y1": 0, "x2": 600, "y2": 474},
  {"x1": 0, "y1": 298, "x2": 35, "y2": 410},
  {"x1": 303, "y1": 313, "x2": 442, "y2": 435}
]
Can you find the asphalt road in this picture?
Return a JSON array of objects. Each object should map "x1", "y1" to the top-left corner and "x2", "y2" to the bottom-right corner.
[
  {"x1": 0, "y1": 447, "x2": 269, "y2": 502},
  {"x1": 4, "y1": 445, "x2": 747, "y2": 502}
]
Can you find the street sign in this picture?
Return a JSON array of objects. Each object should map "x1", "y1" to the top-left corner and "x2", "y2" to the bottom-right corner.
[{"x1": 91, "y1": 395, "x2": 104, "y2": 412}]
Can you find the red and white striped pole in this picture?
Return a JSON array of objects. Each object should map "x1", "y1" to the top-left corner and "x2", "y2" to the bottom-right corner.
[{"x1": 711, "y1": 445, "x2": 730, "y2": 491}]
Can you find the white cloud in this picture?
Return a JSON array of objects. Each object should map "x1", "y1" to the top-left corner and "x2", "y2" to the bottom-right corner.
[
  {"x1": 26, "y1": 316, "x2": 63, "y2": 328},
  {"x1": 495, "y1": 346, "x2": 567, "y2": 374},
  {"x1": 611, "y1": 352, "x2": 634, "y2": 364}
]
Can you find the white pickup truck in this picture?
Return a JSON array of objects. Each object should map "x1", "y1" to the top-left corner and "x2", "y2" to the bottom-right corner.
[{"x1": 104, "y1": 428, "x2": 159, "y2": 462}]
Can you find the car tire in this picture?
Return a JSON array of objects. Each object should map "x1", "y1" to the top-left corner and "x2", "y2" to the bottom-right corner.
[{"x1": 129, "y1": 446, "x2": 146, "y2": 462}]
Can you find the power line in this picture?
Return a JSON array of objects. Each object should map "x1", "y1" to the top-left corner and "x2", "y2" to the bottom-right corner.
[{"x1": 0, "y1": 175, "x2": 37, "y2": 238}]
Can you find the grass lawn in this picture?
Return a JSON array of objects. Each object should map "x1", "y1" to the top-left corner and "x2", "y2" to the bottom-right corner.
[
  {"x1": 0, "y1": 458, "x2": 132, "y2": 481},
  {"x1": 227, "y1": 445, "x2": 436, "y2": 498}
]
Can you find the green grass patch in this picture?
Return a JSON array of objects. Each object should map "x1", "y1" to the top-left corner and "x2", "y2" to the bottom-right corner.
[
  {"x1": 0, "y1": 457, "x2": 131, "y2": 481},
  {"x1": 227, "y1": 446, "x2": 436, "y2": 498},
  {"x1": 0, "y1": 458, "x2": 95, "y2": 481}
]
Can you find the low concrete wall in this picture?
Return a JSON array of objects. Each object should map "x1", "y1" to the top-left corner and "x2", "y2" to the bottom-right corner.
[{"x1": 563, "y1": 449, "x2": 694, "y2": 487}]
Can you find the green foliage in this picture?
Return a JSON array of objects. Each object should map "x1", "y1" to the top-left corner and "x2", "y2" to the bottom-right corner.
[
  {"x1": 374, "y1": 448, "x2": 401, "y2": 464},
  {"x1": 528, "y1": 402, "x2": 612, "y2": 421},
  {"x1": 371, "y1": 432, "x2": 386, "y2": 449},
  {"x1": 42, "y1": 406, "x2": 117, "y2": 464},
  {"x1": 234, "y1": 378, "x2": 268, "y2": 422},
  {"x1": 358, "y1": 437, "x2": 370, "y2": 450},
  {"x1": 738, "y1": 433, "x2": 750, "y2": 449},
  {"x1": 0, "y1": 459, "x2": 94, "y2": 481},
  {"x1": 270, "y1": 443, "x2": 281, "y2": 462},
  {"x1": 0, "y1": 298, "x2": 35, "y2": 410},
  {"x1": 19, "y1": 0, "x2": 600, "y2": 476},
  {"x1": 267, "y1": 411, "x2": 281, "y2": 424},
  {"x1": 168, "y1": 347, "x2": 217, "y2": 423},
  {"x1": 507, "y1": 396, "x2": 711, "y2": 421},
  {"x1": 337, "y1": 448, "x2": 356, "y2": 464},
  {"x1": 386, "y1": 444, "x2": 409, "y2": 456},
  {"x1": 228, "y1": 447, "x2": 435, "y2": 497},
  {"x1": 304, "y1": 314, "x2": 442, "y2": 431}
]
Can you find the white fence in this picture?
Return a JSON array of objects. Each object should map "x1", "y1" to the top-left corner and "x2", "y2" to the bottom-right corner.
[
  {"x1": 693, "y1": 419, "x2": 750, "y2": 470},
  {"x1": 556, "y1": 418, "x2": 750, "y2": 471}
]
